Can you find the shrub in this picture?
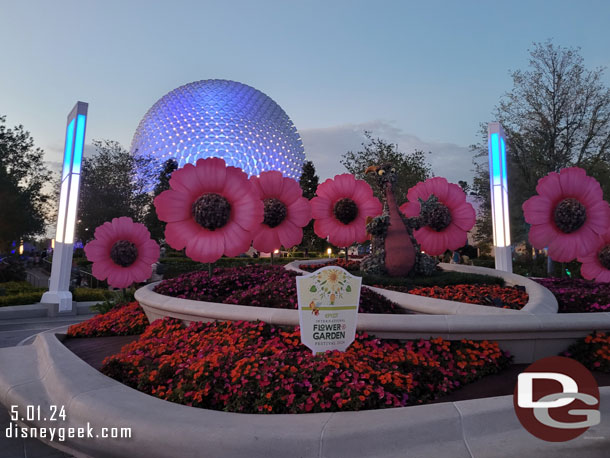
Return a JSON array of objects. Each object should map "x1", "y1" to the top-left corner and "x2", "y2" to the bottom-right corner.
[
  {"x1": 562, "y1": 332, "x2": 610, "y2": 373},
  {"x1": 0, "y1": 281, "x2": 41, "y2": 294},
  {"x1": 0, "y1": 259, "x2": 26, "y2": 282},
  {"x1": 72, "y1": 288, "x2": 115, "y2": 302},
  {"x1": 0, "y1": 291, "x2": 44, "y2": 307}
]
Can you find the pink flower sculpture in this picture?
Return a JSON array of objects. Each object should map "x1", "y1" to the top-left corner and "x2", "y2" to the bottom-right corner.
[
  {"x1": 523, "y1": 167, "x2": 610, "y2": 262},
  {"x1": 249, "y1": 171, "x2": 311, "y2": 252},
  {"x1": 154, "y1": 158, "x2": 263, "y2": 263},
  {"x1": 84, "y1": 217, "x2": 160, "y2": 288},
  {"x1": 311, "y1": 174, "x2": 382, "y2": 247},
  {"x1": 579, "y1": 228, "x2": 610, "y2": 282},
  {"x1": 400, "y1": 177, "x2": 476, "y2": 256}
]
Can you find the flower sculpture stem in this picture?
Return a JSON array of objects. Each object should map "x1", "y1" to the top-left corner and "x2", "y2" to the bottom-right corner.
[
  {"x1": 361, "y1": 164, "x2": 422, "y2": 277},
  {"x1": 382, "y1": 179, "x2": 416, "y2": 276}
]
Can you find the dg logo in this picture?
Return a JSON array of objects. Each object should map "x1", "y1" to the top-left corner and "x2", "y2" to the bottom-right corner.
[{"x1": 513, "y1": 356, "x2": 601, "y2": 442}]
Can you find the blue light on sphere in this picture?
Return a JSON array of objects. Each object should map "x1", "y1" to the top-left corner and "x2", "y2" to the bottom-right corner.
[{"x1": 130, "y1": 79, "x2": 305, "y2": 180}]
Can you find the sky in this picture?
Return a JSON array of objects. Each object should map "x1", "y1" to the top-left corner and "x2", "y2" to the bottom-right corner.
[{"x1": 2, "y1": 0, "x2": 610, "y2": 185}]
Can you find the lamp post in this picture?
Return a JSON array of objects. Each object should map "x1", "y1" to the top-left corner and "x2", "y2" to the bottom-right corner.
[
  {"x1": 41, "y1": 102, "x2": 89, "y2": 314},
  {"x1": 487, "y1": 122, "x2": 513, "y2": 272}
]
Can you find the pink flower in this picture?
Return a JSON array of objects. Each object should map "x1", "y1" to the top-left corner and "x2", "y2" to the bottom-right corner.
[
  {"x1": 400, "y1": 177, "x2": 475, "y2": 256},
  {"x1": 578, "y1": 228, "x2": 610, "y2": 282},
  {"x1": 249, "y1": 171, "x2": 311, "y2": 252},
  {"x1": 311, "y1": 174, "x2": 382, "y2": 247},
  {"x1": 523, "y1": 167, "x2": 610, "y2": 262},
  {"x1": 84, "y1": 217, "x2": 160, "y2": 288},
  {"x1": 154, "y1": 158, "x2": 263, "y2": 263}
]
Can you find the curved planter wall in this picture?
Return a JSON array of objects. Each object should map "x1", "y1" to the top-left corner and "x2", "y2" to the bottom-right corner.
[
  {"x1": 285, "y1": 260, "x2": 558, "y2": 315},
  {"x1": 0, "y1": 332, "x2": 607, "y2": 458},
  {"x1": 135, "y1": 281, "x2": 609, "y2": 364}
]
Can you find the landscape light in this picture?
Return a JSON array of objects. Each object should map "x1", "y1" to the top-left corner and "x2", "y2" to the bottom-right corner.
[
  {"x1": 42, "y1": 102, "x2": 89, "y2": 313},
  {"x1": 488, "y1": 122, "x2": 513, "y2": 272}
]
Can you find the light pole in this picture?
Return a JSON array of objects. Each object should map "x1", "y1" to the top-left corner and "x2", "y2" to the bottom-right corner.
[
  {"x1": 41, "y1": 102, "x2": 89, "y2": 314},
  {"x1": 487, "y1": 122, "x2": 513, "y2": 272}
]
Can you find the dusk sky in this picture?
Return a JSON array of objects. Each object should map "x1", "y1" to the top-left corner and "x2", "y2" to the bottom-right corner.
[{"x1": 2, "y1": 0, "x2": 609, "y2": 185}]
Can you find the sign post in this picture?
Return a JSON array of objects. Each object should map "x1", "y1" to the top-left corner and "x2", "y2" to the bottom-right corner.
[
  {"x1": 41, "y1": 102, "x2": 88, "y2": 314},
  {"x1": 296, "y1": 266, "x2": 361, "y2": 354}
]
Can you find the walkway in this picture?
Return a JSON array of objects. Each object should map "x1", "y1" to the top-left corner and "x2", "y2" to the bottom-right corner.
[{"x1": 0, "y1": 300, "x2": 97, "y2": 458}]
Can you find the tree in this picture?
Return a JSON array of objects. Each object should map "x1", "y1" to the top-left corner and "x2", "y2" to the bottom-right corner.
[
  {"x1": 0, "y1": 116, "x2": 52, "y2": 253},
  {"x1": 143, "y1": 159, "x2": 179, "y2": 241},
  {"x1": 299, "y1": 160, "x2": 319, "y2": 199},
  {"x1": 76, "y1": 140, "x2": 154, "y2": 243},
  {"x1": 298, "y1": 160, "x2": 325, "y2": 254},
  {"x1": 341, "y1": 131, "x2": 432, "y2": 205},
  {"x1": 472, "y1": 41, "x2": 610, "y2": 247}
]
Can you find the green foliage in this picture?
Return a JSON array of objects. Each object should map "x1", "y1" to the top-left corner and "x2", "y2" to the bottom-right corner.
[
  {"x1": 472, "y1": 253, "x2": 582, "y2": 279},
  {"x1": 298, "y1": 160, "x2": 326, "y2": 253},
  {"x1": 0, "y1": 281, "x2": 44, "y2": 306},
  {"x1": 90, "y1": 289, "x2": 133, "y2": 314},
  {"x1": 0, "y1": 281, "x2": 116, "y2": 307},
  {"x1": 72, "y1": 288, "x2": 116, "y2": 302},
  {"x1": 0, "y1": 292, "x2": 44, "y2": 307},
  {"x1": 76, "y1": 140, "x2": 155, "y2": 243},
  {"x1": 299, "y1": 160, "x2": 319, "y2": 199},
  {"x1": 143, "y1": 159, "x2": 179, "y2": 241},
  {"x1": 341, "y1": 131, "x2": 432, "y2": 205},
  {"x1": 72, "y1": 257, "x2": 92, "y2": 268},
  {"x1": 0, "y1": 116, "x2": 52, "y2": 252},
  {"x1": 0, "y1": 281, "x2": 43, "y2": 295},
  {"x1": 0, "y1": 258, "x2": 26, "y2": 282}
]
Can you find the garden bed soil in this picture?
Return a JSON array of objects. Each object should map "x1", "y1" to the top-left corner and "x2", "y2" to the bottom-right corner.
[{"x1": 62, "y1": 335, "x2": 610, "y2": 404}]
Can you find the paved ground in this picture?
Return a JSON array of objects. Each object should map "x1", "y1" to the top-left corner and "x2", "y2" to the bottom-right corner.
[
  {"x1": 0, "y1": 288, "x2": 97, "y2": 457},
  {"x1": 0, "y1": 315, "x2": 95, "y2": 349}
]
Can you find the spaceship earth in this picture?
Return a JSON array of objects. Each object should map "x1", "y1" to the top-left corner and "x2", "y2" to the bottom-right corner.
[{"x1": 130, "y1": 79, "x2": 305, "y2": 180}]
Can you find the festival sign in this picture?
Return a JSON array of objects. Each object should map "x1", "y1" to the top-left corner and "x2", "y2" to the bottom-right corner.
[{"x1": 296, "y1": 265, "x2": 361, "y2": 354}]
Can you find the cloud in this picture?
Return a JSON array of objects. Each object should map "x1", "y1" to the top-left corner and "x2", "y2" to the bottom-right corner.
[
  {"x1": 299, "y1": 120, "x2": 475, "y2": 185},
  {"x1": 43, "y1": 143, "x2": 98, "y2": 168}
]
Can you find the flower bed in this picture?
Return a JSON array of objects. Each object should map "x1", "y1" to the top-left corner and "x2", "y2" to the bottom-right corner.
[
  {"x1": 377, "y1": 284, "x2": 529, "y2": 310},
  {"x1": 299, "y1": 258, "x2": 361, "y2": 272},
  {"x1": 562, "y1": 331, "x2": 610, "y2": 373},
  {"x1": 67, "y1": 302, "x2": 149, "y2": 337},
  {"x1": 534, "y1": 278, "x2": 610, "y2": 313},
  {"x1": 101, "y1": 318, "x2": 511, "y2": 414},
  {"x1": 298, "y1": 260, "x2": 527, "y2": 310},
  {"x1": 154, "y1": 265, "x2": 408, "y2": 314}
]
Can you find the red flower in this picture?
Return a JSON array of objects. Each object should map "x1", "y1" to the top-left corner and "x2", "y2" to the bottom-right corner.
[
  {"x1": 154, "y1": 158, "x2": 263, "y2": 263},
  {"x1": 249, "y1": 171, "x2": 311, "y2": 252},
  {"x1": 400, "y1": 177, "x2": 475, "y2": 256},
  {"x1": 84, "y1": 217, "x2": 160, "y2": 288},
  {"x1": 311, "y1": 174, "x2": 381, "y2": 247},
  {"x1": 523, "y1": 167, "x2": 610, "y2": 262}
]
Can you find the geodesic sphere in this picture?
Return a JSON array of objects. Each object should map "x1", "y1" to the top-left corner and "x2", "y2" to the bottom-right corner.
[{"x1": 130, "y1": 79, "x2": 305, "y2": 180}]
